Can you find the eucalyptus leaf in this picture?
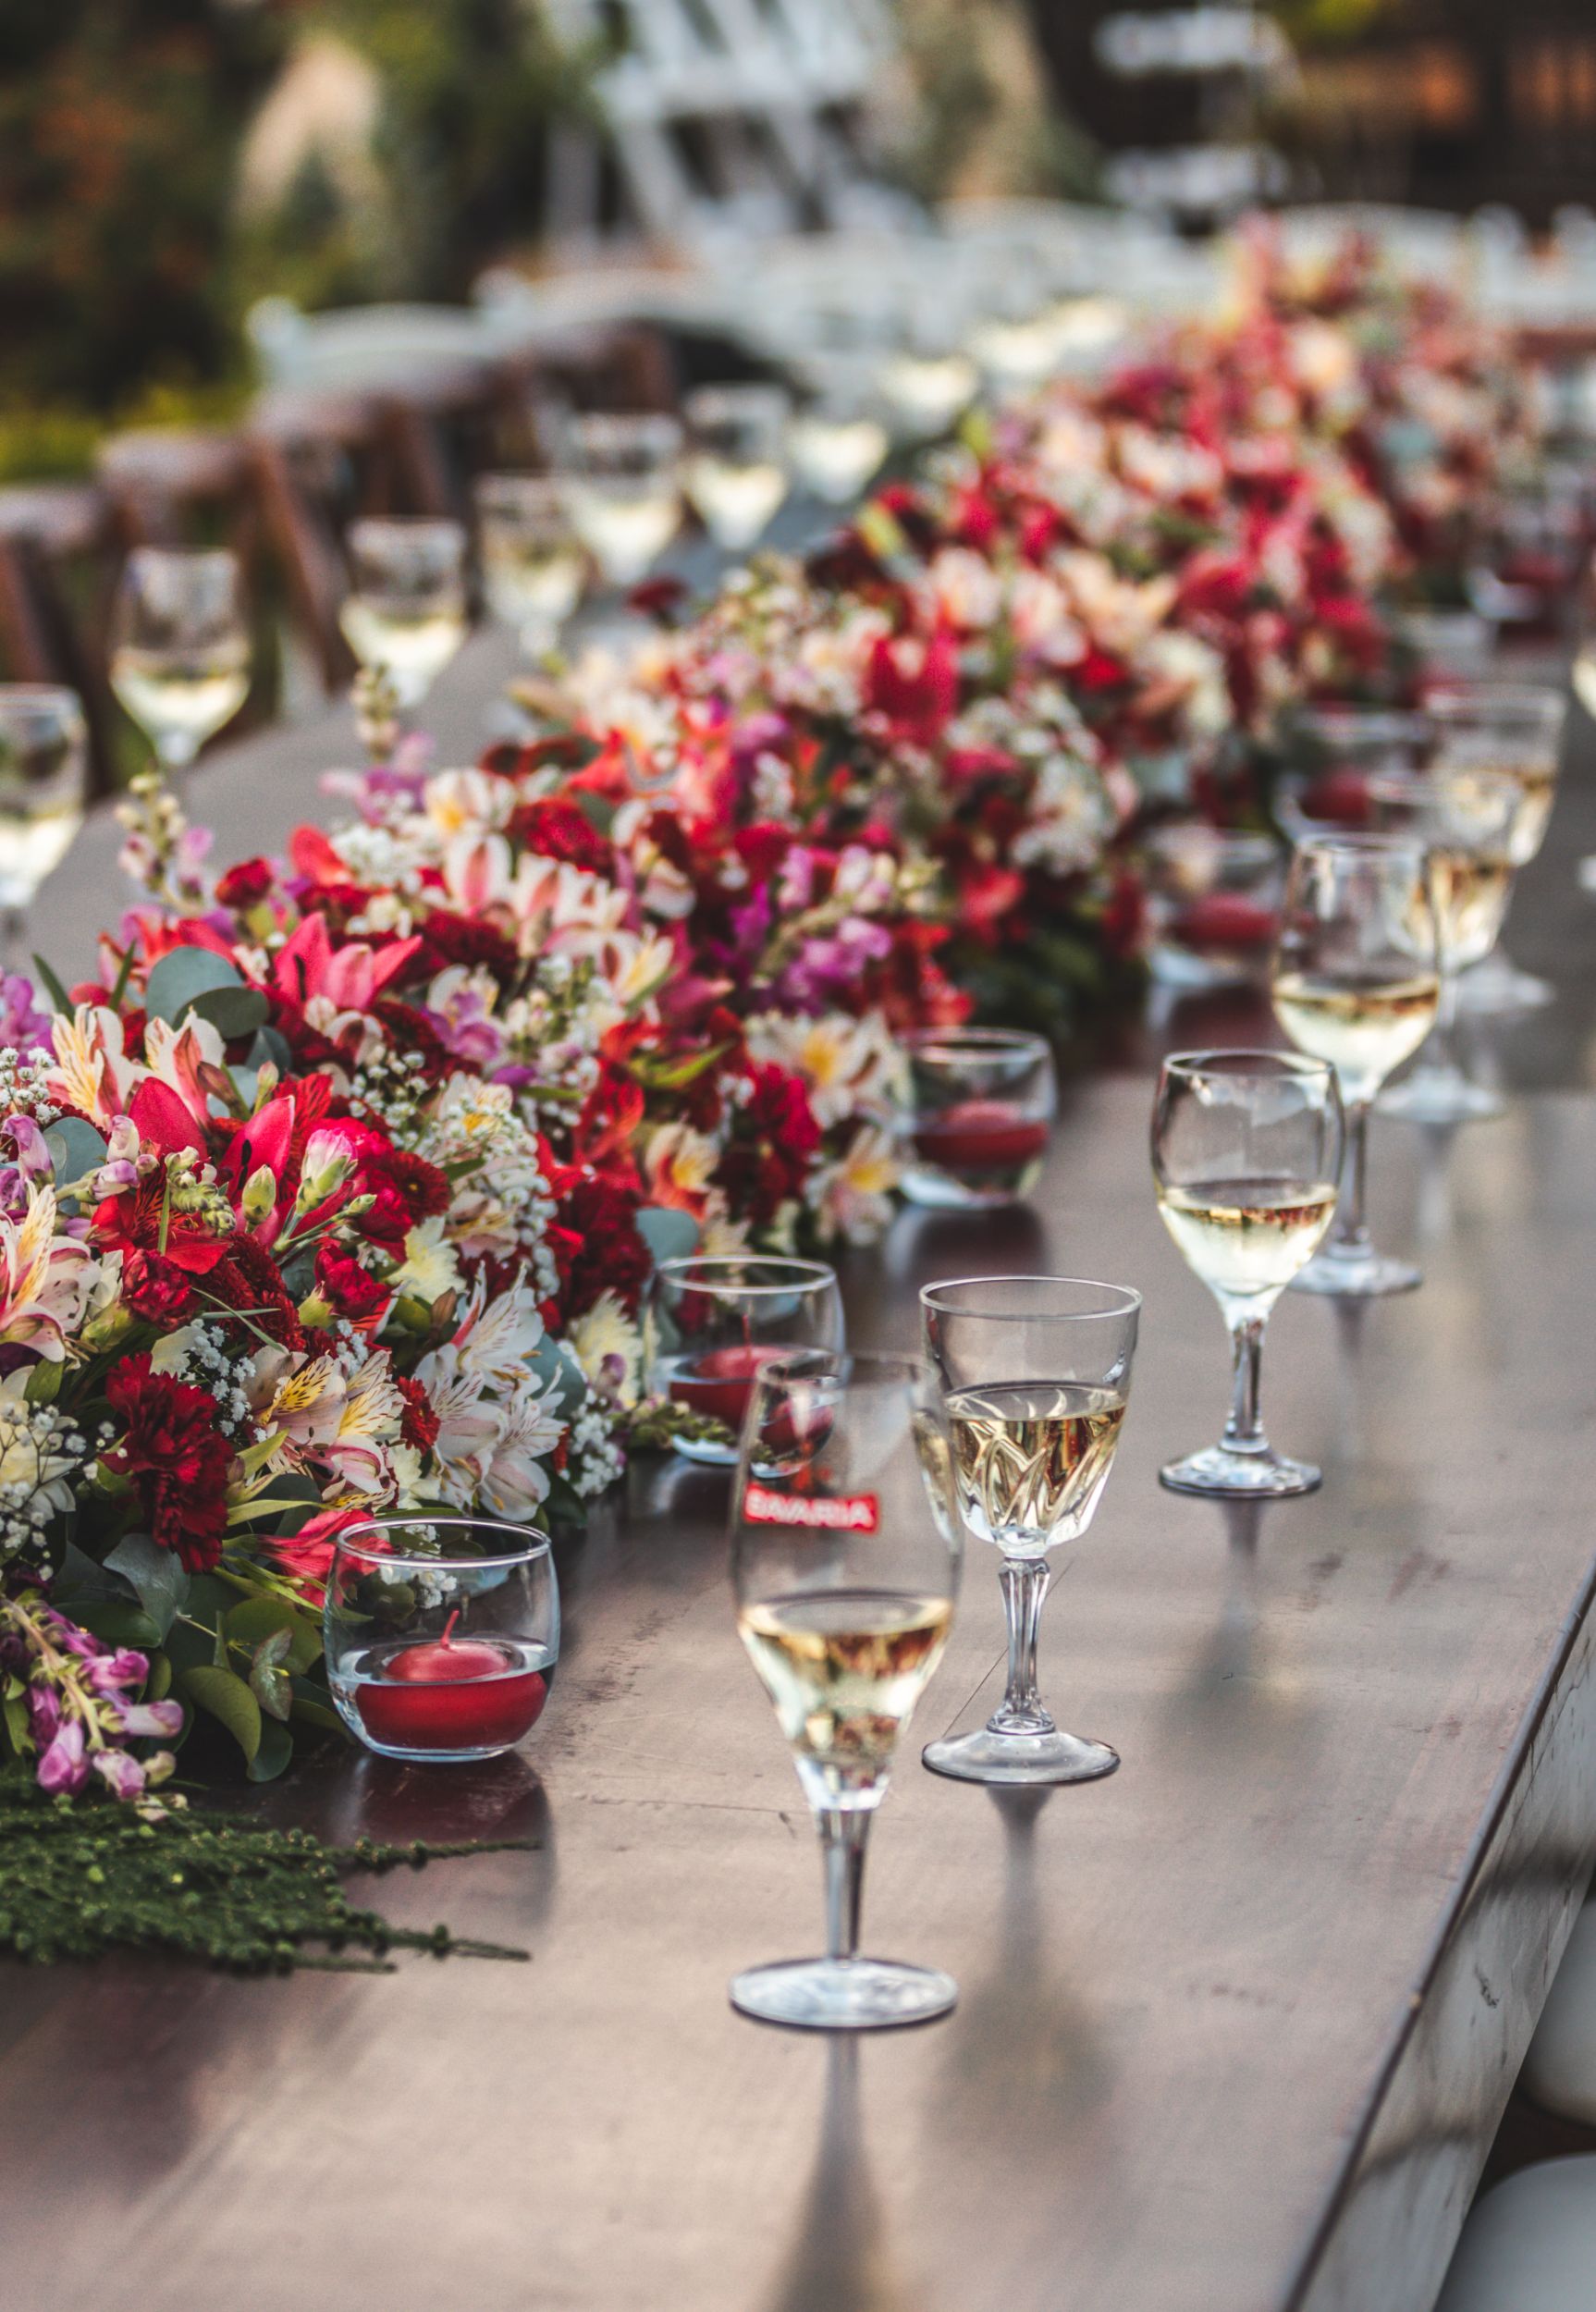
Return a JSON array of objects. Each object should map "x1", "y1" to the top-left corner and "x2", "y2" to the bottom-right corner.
[
  {"x1": 144, "y1": 947, "x2": 241, "y2": 1027},
  {"x1": 289, "y1": 1677, "x2": 342, "y2": 1733},
  {"x1": 43, "y1": 1116, "x2": 106, "y2": 1195},
  {"x1": 247, "y1": 1024, "x2": 293, "y2": 1075},
  {"x1": 178, "y1": 1665, "x2": 263, "y2": 1764},
  {"x1": 246, "y1": 1717, "x2": 295, "y2": 1783},
  {"x1": 225, "y1": 1594, "x2": 322, "y2": 1674},
  {"x1": 189, "y1": 984, "x2": 270, "y2": 1041},
  {"x1": 249, "y1": 1629, "x2": 293, "y2": 1723},
  {"x1": 69, "y1": 1599, "x2": 163, "y2": 1651},
  {"x1": 104, "y1": 1534, "x2": 190, "y2": 1642},
  {"x1": 634, "y1": 1205, "x2": 700, "y2": 1266}
]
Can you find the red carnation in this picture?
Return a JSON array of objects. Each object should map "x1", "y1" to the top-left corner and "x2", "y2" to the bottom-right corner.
[
  {"x1": 103, "y1": 1355, "x2": 234, "y2": 1574},
  {"x1": 215, "y1": 857, "x2": 276, "y2": 911},
  {"x1": 506, "y1": 797, "x2": 615, "y2": 877},
  {"x1": 396, "y1": 1373, "x2": 440, "y2": 1457},
  {"x1": 546, "y1": 1171, "x2": 652, "y2": 1320},
  {"x1": 314, "y1": 1242, "x2": 389, "y2": 1322},
  {"x1": 209, "y1": 1235, "x2": 308, "y2": 1352},
  {"x1": 121, "y1": 1249, "x2": 196, "y2": 1327}
]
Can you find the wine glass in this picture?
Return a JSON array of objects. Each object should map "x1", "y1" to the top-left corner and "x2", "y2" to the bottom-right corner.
[
  {"x1": 1152, "y1": 1051, "x2": 1343, "y2": 1497},
  {"x1": 338, "y1": 518, "x2": 468, "y2": 710},
  {"x1": 1428, "y1": 684, "x2": 1566, "y2": 1014},
  {"x1": 730, "y1": 1348, "x2": 961, "y2": 2030},
  {"x1": 919, "y1": 1275, "x2": 1141, "y2": 1786},
  {"x1": 473, "y1": 473, "x2": 586, "y2": 659},
  {"x1": 647, "y1": 1255, "x2": 844, "y2": 1465},
  {"x1": 1369, "y1": 768, "x2": 1521, "y2": 1125},
  {"x1": 898, "y1": 1027, "x2": 1056, "y2": 1210},
  {"x1": 555, "y1": 412, "x2": 683, "y2": 590},
  {"x1": 0, "y1": 686, "x2": 89, "y2": 968},
  {"x1": 109, "y1": 547, "x2": 250, "y2": 786},
  {"x1": 789, "y1": 375, "x2": 890, "y2": 505},
  {"x1": 1271, "y1": 834, "x2": 1440, "y2": 1297},
  {"x1": 681, "y1": 385, "x2": 792, "y2": 553},
  {"x1": 878, "y1": 289, "x2": 980, "y2": 443}
]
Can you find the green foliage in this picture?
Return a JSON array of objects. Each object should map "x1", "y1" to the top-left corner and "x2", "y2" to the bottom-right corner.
[{"x1": 0, "y1": 1765, "x2": 534, "y2": 1972}]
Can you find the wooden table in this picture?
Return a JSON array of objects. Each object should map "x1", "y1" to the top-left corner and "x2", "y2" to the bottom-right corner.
[{"x1": 7, "y1": 653, "x2": 1596, "y2": 2312}]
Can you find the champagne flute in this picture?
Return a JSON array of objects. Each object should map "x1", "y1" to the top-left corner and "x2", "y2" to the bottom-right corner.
[
  {"x1": 1271, "y1": 834, "x2": 1441, "y2": 1297},
  {"x1": 339, "y1": 518, "x2": 468, "y2": 710},
  {"x1": 0, "y1": 686, "x2": 89, "y2": 968},
  {"x1": 681, "y1": 385, "x2": 792, "y2": 553},
  {"x1": 1153, "y1": 1051, "x2": 1343, "y2": 1498},
  {"x1": 730, "y1": 1348, "x2": 961, "y2": 2031},
  {"x1": 919, "y1": 1274, "x2": 1140, "y2": 1787},
  {"x1": 555, "y1": 412, "x2": 683, "y2": 590},
  {"x1": 1428, "y1": 684, "x2": 1566, "y2": 1015},
  {"x1": 473, "y1": 473, "x2": 586, "y2": 659},
  {"x1": 109, "y1": 547, "x2": 250, "y2": 787},
  {"x1": 1369, "y1": 768, "x2": 1520, "y2": 1125}
]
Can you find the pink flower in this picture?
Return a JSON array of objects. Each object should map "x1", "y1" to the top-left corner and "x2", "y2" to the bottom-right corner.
[{"x1": 37, "y1": 1720, "x2": 87, "y2": 1794}]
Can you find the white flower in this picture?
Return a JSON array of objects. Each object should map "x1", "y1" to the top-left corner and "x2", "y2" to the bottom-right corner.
[
  {"x1": 387, "y1": 1216, "x2": 463, "y2": 1304},
  {"x1": 568, "y1": 1291, "x2": 644, "y2": 1406}
]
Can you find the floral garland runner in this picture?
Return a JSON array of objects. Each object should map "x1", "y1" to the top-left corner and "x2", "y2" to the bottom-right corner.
[{"x1": 0, "y1": 230, "x2": 1534, "y2": 1886}]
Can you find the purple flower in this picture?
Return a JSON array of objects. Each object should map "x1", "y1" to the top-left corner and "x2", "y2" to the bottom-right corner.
[
  {"x1": 84, "y1": 1647, "x2": 152, "y2": 1697},
  {"x1": 37, "y1": 1720, "x2": 87, "y2": 1795},
  {"x1": 119, "y1": 1701, "x2": 184, "y2": 1740},
  {"x1": 92, "y1": 1748, "x2": 146, "y2": 1801},
  {"x1": 0, "y1": 976, "x2": 52, "y2": 1056},
  {"x1": 26, "y1": 1687, "x2": 60, "y2": 1745}
]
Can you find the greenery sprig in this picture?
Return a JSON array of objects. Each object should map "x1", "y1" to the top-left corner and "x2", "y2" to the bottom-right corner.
[{"x1": 0, "y1": 1768, "x2": 533, "y2": 1973}]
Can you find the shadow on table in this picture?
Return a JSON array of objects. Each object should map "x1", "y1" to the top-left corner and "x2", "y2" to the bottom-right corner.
[{"x1": 763, "y1": 2038, "x2": 914, "y2": 2312}]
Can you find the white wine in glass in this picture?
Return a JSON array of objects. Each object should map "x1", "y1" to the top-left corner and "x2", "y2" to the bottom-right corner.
[
  {"x1": 1153, "y1": 1051, "x2": 1343, "y2": 1496},
  {"x1": 339, "y1": 518, "x2": 468, "y2": 711},
  {"x1": 682, "y1": 385, "x2": 791, "y2": 553},
  {"x1": 474, "y1": 473, "x2": 586, "y2": 658},
  {"x1": 789, "y1": 401, "x2": 890, "y2": 505},
  {"x1": 0, "y1": 686, "x2": 89, "y2": 968},
  {"x1": 944, "y1": 1383, "x2": 1125, "y2": 1555},
  {"x1": 557, "y1": 412, "x2": 682, "y2": 591},
  {"x1": 1430, "y1": 684, "x2": 1565, "y2": 1015},
  {"x1": 109, "y1": 547, "x2": 250, "y2": 782},
  {"x1": 1271, "y1": 834, "x2": 1439, "y2": 1298},
  {"x1": 730, "y1": 1348, "x2": 961, "y2": 2031}
]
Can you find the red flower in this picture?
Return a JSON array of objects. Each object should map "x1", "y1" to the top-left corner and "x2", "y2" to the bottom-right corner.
[
  {"x1": 545, "y1": 1170, "x2": 652, "y2": 1320},
  {"x1": 863, "y1": 626, "x2": 961, "y2": 748},
  {"x1": 506, "y1": 796, "x2": 615, "y2": 877},
  {"x1": 396, "y1": 1373, "x2": 440, "y2": 1457},
  {"x1": 103, "y1": 1356, "x2": 234, "y2": 1574},
  {"x1": 208, "y1": 1235, "x2": 307, "y2": 1352},
  {"x1": 314, "y1": 1242, "x2": 389, "y2": 1323},
  {"x1": 215, "y1": 857, "x2": 276, "y2": 910},
  {"x1": 121, "y1": 1249, "x2": 196, "y2": 1327}
]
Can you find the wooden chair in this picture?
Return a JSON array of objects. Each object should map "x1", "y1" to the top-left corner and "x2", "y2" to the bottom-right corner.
[{"x1": 0, "y1": 482, "x2": 119, "y2": 796}]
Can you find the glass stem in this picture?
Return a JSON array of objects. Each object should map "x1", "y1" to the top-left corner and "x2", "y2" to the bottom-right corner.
[
  {"x1": 818, "y1": 1807, "x2": 869, "y2": 1965},
  {"x1": 1428, "y1": 965, "x2": 1462, "y2": 1076},
  {"x1": 1331, "y1": 1100, "x2": 1370, "y2": 1254},
  {"x1": 990, "y1": 1556, "x2": 1055, "y2": 1736},
  {"x1": 1222, "y1": 1312, "x2": 1270, "y2": 1459}
]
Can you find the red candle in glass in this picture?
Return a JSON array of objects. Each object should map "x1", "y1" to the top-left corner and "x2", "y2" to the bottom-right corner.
[
  {"x1": 356, "y1": 1615, "x2": 549, "y2": 1752},
  {"x1": 669, "y1": 1342, "x2": 781, "y2": 1426},
  {"x1": 914, "y1": 1099, "x2": 1050, "y2": 1174}
]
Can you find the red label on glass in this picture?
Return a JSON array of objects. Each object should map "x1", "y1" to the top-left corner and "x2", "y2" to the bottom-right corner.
[{"x1": 743, "y1": 1484, "x2": 878, "y2": 1531}]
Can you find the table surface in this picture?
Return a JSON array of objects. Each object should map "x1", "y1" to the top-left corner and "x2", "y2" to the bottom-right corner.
[{"x1": 7, "y1": 646, "x2": 1596, "y2": 2312}]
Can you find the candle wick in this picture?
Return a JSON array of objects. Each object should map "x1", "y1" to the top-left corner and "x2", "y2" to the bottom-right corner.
[{"x1": 440, "y1": 1609, "x2": 460, "y2": 1649}]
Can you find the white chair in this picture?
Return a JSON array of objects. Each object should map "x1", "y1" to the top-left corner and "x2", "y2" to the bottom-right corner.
[
  {"x1": 246, "y1": 297, "x2": 495, "y2": 393},
  {"x1": 1435, "y1": 2157, "x2": 1596, "y2": 2310}
]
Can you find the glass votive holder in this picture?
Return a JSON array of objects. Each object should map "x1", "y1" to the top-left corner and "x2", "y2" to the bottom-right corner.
[
  {"x1": 647, "y1": 1256, "x2": 845, "y2": 1464},
  {"x1": 325, "y1": 1518, "x2": 559, "y2": 1765},
  {"x1": 898, "y1": 1027, "x2": 1056, "y2": 1210},
  {"x1": 1144, "y1": 824, "x2": 1285, "y2": 990}
]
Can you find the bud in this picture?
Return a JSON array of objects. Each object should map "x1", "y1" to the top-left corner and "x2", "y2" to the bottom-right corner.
[{"x1": 240, "y1": 1164, "x2": 277, "y2": 1227}]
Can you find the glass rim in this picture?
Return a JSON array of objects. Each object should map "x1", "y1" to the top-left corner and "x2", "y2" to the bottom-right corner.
[
  {"x1": 0, "y1": 683, "x2": 86, "y2": 716},
  {"x1": 1160, "y1": 1047, "x2": 1337, "y2": 1091},
  {"x1": 473, "y1": 470, "x2": 568, "y2": 505},
  {"x1": 124, "y1": 543, "x2": 239, "y2": 576},
  {"x1": 330, "y1": 1514, "x2": 552, "y2": 1571},
  {"x1": 1289, "y1": 829, "x2": 1429, "y2": 862},
  {"x1": 902, "y1": 1024, "x2": 1051, "y2": 1059},
  {"x1": 565, "y1": 410, "x2": 683, "y2": 449},
  {"x1": 919, "y1": 1273, "x2": 1143, "y2": 1321},
  {"x1": 348, "y1": 515, "x2": 466, "y2": 549},
  {"x1": 1295, "y1": 705, "x2": 1430, "y2": 742},
  {"x1": 652, "y1": 1253, "x2": 839, "y2": 1297},
  {"x1": 1145, "y1": 821, "x2": 1281, "y2": 860},
  {"x1": 1425, "y1": 682, "x2": 1566, "y2": 724}
]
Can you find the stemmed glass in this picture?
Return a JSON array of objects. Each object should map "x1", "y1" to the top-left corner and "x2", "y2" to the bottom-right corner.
[
  {"x1": 0, "y1": 686, "x2": 89, "y2": 969},
  {"x1": 338, "y1": 518, "x2": 468, "y2": 710},
  {"x1": 473, "y1": 473, "x2": 586, "y2": 660},
  {"x1": 1369, "y1": 768, "x2": 1521, "y2": 1125},
  {"x1": 647, "y1": 1255, "x2": 844, "y2": 1465},
  {"x1": 730, "y1": 1348, "x2": 961, "y2": 2030},
  {"x1": 919, "y1": 1275, "x2": 1140, "y2": 1786},
  {"x1": 1429, "y1": 684, "x2": 1566, "y2": 1015},
  {"x1": 1152, "y1": 1052, "x2": 1343, "y2": 1497},
  {"x1": 109, "y1": 547, "x2": 250, "y2": 788},
  {"x1": 1271, "y1": 834, "x2": 1440, "y2": 1297},
  {"x1": 555, "y1": 412, "x2": 683, "y2": 590},
  {"x1": 681, "y1": 385, "x2": 792, "y2": 552},
  {"x1": 789, "y1": 375, "x2": 890, "y2": 505}
]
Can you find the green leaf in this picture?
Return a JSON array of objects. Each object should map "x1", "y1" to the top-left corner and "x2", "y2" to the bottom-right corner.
[
  {"x1": 247, "y1": 1024, "x2": 293, "y2": 1076},
  {"x1": 249, "y1": 1629, "x2": 293, "y2": 1723},
  {"x1": 189, "y1": 983, "x2": 270, "y2": 1040},
  {"x1": 30, "y1": 952, "x2": 72, "y2": 1016},
  {"x1": 2, "y1": 1685, "x2": 30, "y2": 1757},
  {"x1": 856, "y1": 499, "x2": 908, "y2": 563},
  {"x1": 43, "y1": 1115, "x2": 106, "y2": 1195},
  {"x1": 143, "y1": 946, "x2": 241, "y2": 1027},
  {"x1": 289, "y1": 1677, "x2": 342, "y2": 1733},
  {"x1": 634, "y1": 1205, "x2": 700, "y2": 1266},
  {"x1": 69, "y1": 1599, "x2": 163, "y2": 1651},
  {"x1": 224, "y1": 1595, "x2": 322, "y2": 1674},
  {"x1": 144, "y1": 1651, "x2": 173, "y2": 1704},
  {"x1": 23, "y1": 1359, "x2": 61, "y2": 1405},
  {"x1": 104, "y1": 1534, "x2": 190, "y2": 1642},
  {"x1": 178, "y1": 1665, "x2": 263, "y2": 1764},
  {"x1": 246, "y1": 1717, "x2": 295, "y2": 1783}
]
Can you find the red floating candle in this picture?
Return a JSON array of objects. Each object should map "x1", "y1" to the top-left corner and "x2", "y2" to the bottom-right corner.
[
  {"x1": 1299, "y1": 770, "x2": 1373, "y2": 830},
  {"x1": 669, "y1": 1342, "x2": 782, "y2": 1427},
  {"x1": 355, "y1": 1612, "x2": 550, "y2": 1753},
  {"x1": 1170, "y1": 894, "x2": 1281, "y2": 954},
  {"x1": 913, "y1": 1099, "x2": 1050, "y2": 1174}
]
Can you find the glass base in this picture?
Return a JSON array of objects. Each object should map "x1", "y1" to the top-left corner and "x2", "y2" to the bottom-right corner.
[
  {"x1": 1290, "y1": 1242, "x2": 1422, "y2": 1297},
  {"x1": 922, "y1": 1724, "x2": 1119, "y2": 1787},
  {"x1": 730, "y1": 1956, "x2": 956, "y2": 2031},
  {"x1": 1458, "y1": 958, "x2": 1553, "y2": 1015},
  {"x1": 1377, "y1": 1067, "x2": 1503, "y2": 1125},
  {"x1": 1160, "y1": 1444, "x2": 1320, "y2": 1498}
]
